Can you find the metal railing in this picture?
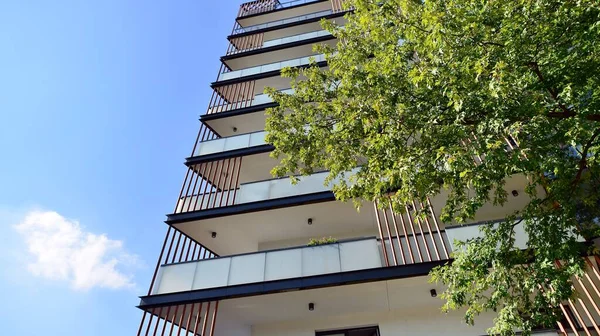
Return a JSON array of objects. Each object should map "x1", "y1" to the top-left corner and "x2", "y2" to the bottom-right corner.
[
  {"x1": 218, "y1": 53, "x2": 326, "y2": 81},
  {"x1": 238, "y1": 0, "x2": 323, "y2": 18}
]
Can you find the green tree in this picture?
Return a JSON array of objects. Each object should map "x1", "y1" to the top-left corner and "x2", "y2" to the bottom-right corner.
[{"x1": 265, "y1": 0, "x2": 600, "y2": 334}]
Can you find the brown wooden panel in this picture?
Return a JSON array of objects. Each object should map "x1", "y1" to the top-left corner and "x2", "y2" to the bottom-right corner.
[
  {"x1": 174, "y1": 157, "x2": 243, "y2": 214},
  {"x1": 238, "y1": 0, "x2": 280, "y2": 17},
  {"x1": 228, "y1": 33, "x2": 265, "y2": 55},
  {"x1": 207, "y1": 81, "x2": 257, "y2": 115},
  {"x1": 373, "y1": 197, "x2": 449, "y2": 266},
  {"x1": 137, "y1": 301, "x2": 220, "y2": 336},
  {"x1": 145, "y1": 228, "x2": 218, "y2": 296}
]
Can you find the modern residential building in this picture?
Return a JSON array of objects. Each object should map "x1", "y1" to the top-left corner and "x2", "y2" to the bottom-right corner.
[{"x1": 135, "y1": 1, "x2": 600, "y2": 335}]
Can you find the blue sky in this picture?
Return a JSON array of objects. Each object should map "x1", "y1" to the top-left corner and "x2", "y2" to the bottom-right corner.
[{"x1": 0, "y1": 1, "x2": 243, "y2": 334}]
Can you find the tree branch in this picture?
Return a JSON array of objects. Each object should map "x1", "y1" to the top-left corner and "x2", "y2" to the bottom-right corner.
[
  {"x1": 526, "y1": 61, "x2": 573, "y2": 116},
  {"x1": 572, "y1": 128, "x2": 600, "y2": 187}
]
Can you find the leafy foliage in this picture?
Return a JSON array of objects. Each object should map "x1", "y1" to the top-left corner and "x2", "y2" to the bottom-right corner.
[
  {"x1": 307, "y1": 236, "x2": 339, "y2": 246},
  {"x1": 265, "y1": 0, "x2": 600, "y2": 334}
]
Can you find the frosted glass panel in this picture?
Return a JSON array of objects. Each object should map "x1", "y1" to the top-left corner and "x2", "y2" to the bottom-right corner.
[
  {"x1": 340, "y1": 239, "x2": 382, "y2": 272},
  {"x1": 235, "y1": 181, "x2": 270, "y2": 204},
  {"x1": 154, "y1": 238, "x2": 387, "y2": 294},
  {"x1": 192, "y1": 258, "x2": 231, "y2": 290},
  {"x1": 194, "y1": 132, "x2": 267, "y2": 157},
  {"x1": 217, "y1": 54, "x2": 326, "y2": 81},
  {"x1": 302, "y1": 244, "x2": 341, "y2": 276},
  {"x1": 228, "y1": 253, "x2": 266, "y2": 285},
  {"x1": 154, "y1": 262, "x2": 197, "y2": 294},
  {"x1": 249, "y1": 132, "x2": 266, "y2": 147},
  {"x1": 197, "y1": 139, "x2": 225, "y2": 156},
  {"x1": 268, "y1": 178, "x2": 295, "y2": 199},
  {"x1": 223, "y1": 134, "x2": 249, "y2": 151},
  {"x1": 265, "y1": 249, "x2": 302, "y2": 281}
]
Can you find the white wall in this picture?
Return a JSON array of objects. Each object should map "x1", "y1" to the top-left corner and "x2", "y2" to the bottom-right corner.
[
  {"x1": 215, "y1": 319, "x2": 252, "y2": 336},
  {"x1": 251, "y1": 308, "x2": 498, "y2": 336},
  {"x1": 258, "y1": 230, "x2": 378, "y2": 251}
]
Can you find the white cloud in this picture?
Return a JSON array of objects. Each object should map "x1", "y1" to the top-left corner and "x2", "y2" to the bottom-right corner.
[{"x1": 14, "y1": 210, "x2": 138, "y2": 291}]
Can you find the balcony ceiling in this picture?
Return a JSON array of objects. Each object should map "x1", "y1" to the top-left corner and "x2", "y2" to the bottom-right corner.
[
  {"x1": 190, "y1": 151, "x2": 278, "y2": 189},
  {"x1": 172, "y1": 174, "x2": 536, "y2": 257},
  {"x1": 218, "y1": 276, "x2": 445, "y2": 325},
  {"x1": 173, "y1": 199, "x2": 380, "y2": 256},
  {"x1": 204, "y1": 110, "x2": 268, "y2": 138}
]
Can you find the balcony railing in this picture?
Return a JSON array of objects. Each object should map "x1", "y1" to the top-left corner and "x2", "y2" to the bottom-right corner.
[
  {"x1": 193, "y1": 131, "x2": 267, "y2": 157},
  {"x1": 152, "y1": 237, "x2": 386, "y2": 294},
  {"x1": 263, "y1": 28, "x2": 331, "y2": 48},
  {"x1": 150, "y1": 219, "x2": 542, "y2": 296},
  {"x1": 218, "y1": 53, "x2": 326, "y2": 81},
  {"x1": 233, "y1": 9, "x2": 333, "y2": 35},
  {"x1": 238, "y1": 0, "x2": 323, "y2": 18},
  {"x1": 227, "y1": 29, "x2": 332, "y2": 55},
  {"x1": 175, "y1": 169, "x2": 340, "y2": 213},
  {"x1": 206, "y1": 88, "x2": 293, "y2": 114}
]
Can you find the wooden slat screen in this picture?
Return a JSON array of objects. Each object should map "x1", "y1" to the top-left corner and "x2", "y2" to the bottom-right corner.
[
  {"x1": 137, "y1": 301, "x2": 220, "y2": 336},
  {"x1": 238, "y1": 0, "x2": 280, "y2": 17},
  {"x1": 373, "y1": 198, "x2": 450, "y2": 266},
  {"x1": 206, "y1": 81, "x2": 257, "y2": 115},
  {"x1": 174, "y1": 157, "x2": 243, "y2": 214},
  {"x1": 227, "y1": 33, "x2": 265, "y2": 55}
]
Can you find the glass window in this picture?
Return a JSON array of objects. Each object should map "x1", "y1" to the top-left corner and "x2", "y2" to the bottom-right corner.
[{"x1": 316, "y1": 326, "x2": 380, "y2": 336}]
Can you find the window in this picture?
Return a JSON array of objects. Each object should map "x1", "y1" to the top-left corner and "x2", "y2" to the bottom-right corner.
[{"x1": 316, "y1": 326, "x2": 380, "y2": 336}]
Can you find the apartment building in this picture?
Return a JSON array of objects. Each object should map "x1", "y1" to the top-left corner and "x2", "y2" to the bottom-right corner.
[{"x1": 135, "y1": 1, "x2": 600, "y2": 335}]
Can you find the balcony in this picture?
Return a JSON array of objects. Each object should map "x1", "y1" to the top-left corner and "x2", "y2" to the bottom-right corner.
[
  {"x1": 150, "y1": 219, "x2": 534, "y2": 296},
  {"x1": 239, "y1": 0, "x2": 324, "y2": 18},
  {"x1": 224, "y1": 28, "x2": 336, "y2": 71},
  {"x1": 233, "y1": 9, "x2": 333, "y2": 35},
  {"x1": 237, "y1": 0, "x2": 333, "y2": 29},
  {"x1": 206, "y1": 89, "x2": 292, "y2": 115},
  {"x1": 152, "y1": 237, "x2": 385, "y2": 295},
  {"x1": 217, "y1": 53, "x2": 326, "y2": 82},
  {"x1": 168, "y1": 173, "x2": 539, "y2": 263},
  {"x1": 262, "y1": 28, "x2": 331, "y2": 49},
  {"x1": 193, "y1": 131, "x2": 268, "y2": 157},
  {"x1": 174, "y1": 170, "x2": 339, "y2": 214},
  {"x1": 140, "y1": 223, "x2": 592, "y2": 336}
]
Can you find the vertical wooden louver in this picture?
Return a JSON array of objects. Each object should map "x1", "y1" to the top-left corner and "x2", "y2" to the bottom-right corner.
[
  {"x1": 146, "y1": 227, "x2": 218, "y2": 296},
  {"x1": 330, "y1": 0, "x2": 346, "y2": 13},
  {"x1": 373, "y1": 198, "x2": 450, "y2": 266},
  {"x1": 174, "y1": 157, "x2": 243, "y2": 214},
  {"x1": 227, "y1": 33, "x2": 265, "y2": 55},
  {"x1": 207, "y1": 81, "x2": 257, "y2": 114},
  {"x1": 138, "y1": 226, "x2": 220, "y2": 336},
  {"x1": 190, "y1": 123, "x2": 219, "y2": 158},
  {"x1": 554, "y1": 258, "x2": 600, "y2": 334},
  {"x1": 137, "y1": 301, "x2": 220, "y2": 336},
  {"x1": 238, "y1": 0, "x2": 280, "y2": 17}
]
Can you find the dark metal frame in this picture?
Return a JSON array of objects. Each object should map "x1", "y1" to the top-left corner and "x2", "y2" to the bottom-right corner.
[{"x1": 316, "y1": 326, "x2": 380, "y2": 336}]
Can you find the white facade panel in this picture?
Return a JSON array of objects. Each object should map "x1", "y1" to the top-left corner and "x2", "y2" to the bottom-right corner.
[{"x1": 251, "y1": 308, "x2": 498, "y2": 336}]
